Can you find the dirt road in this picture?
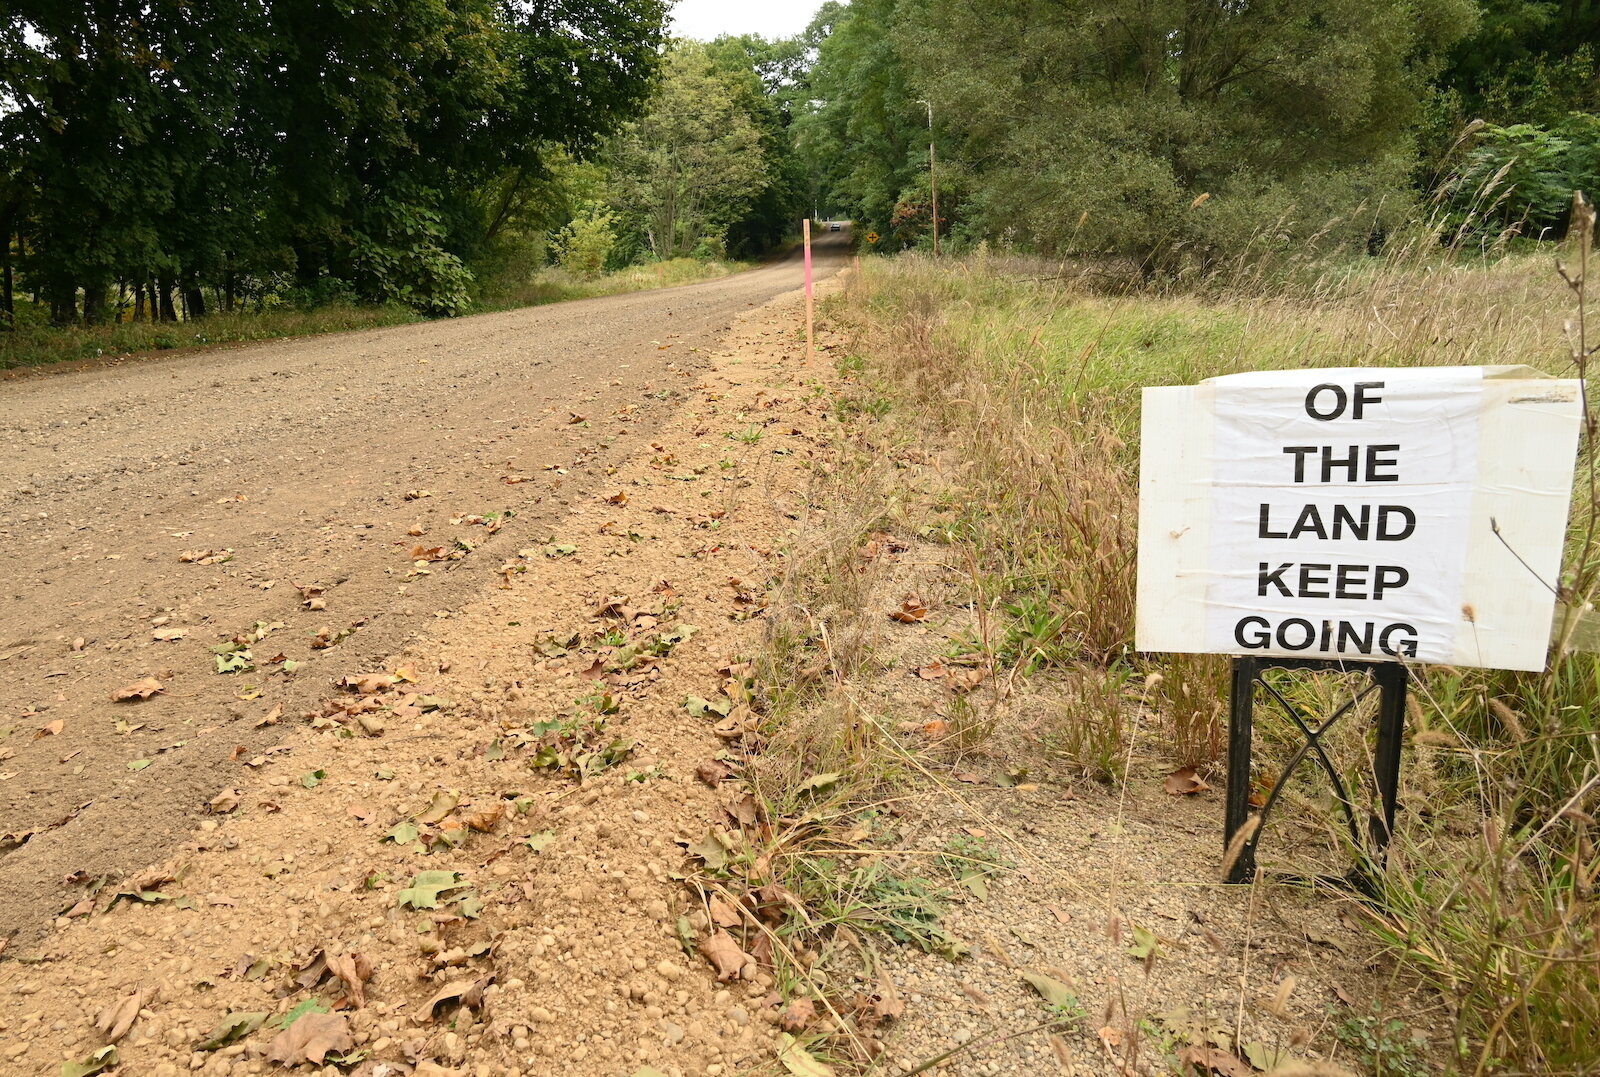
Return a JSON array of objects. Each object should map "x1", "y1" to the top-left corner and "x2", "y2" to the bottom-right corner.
[{"x1": 0, "y1": 236, "x2": 848, "y2": 947}]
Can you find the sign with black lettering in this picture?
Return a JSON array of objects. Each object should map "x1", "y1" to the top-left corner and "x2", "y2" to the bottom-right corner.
[{"x1": 1136, "y1": 367, "x2": 1582, "y2": 671}]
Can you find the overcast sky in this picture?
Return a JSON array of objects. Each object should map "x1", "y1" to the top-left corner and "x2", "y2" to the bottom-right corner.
[{"x1": 669, "y1": 0, "x2": 826, "y2": 41}]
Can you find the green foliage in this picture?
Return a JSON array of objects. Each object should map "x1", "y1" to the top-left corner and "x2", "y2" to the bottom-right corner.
[
  {"x1": 799, "y1": 0, "x2": 1480, "y2": 265},
  {"x1": 556, "y1": 207, "x2": 620, "y2": 280},
  {"x1": 1334, "y1": 1004, "x2": 1427, "y2": 1077},
  {"x1": 349, "y1": 194, "x2": 474, "y2": 317},
  {"x1": 1, "y1": 0, "x2": 668, "y2": 324},
  {"x1": 1437, "y1": 2, "x2": 1600, "y2": 127},
  {"x1": 1446, "y1": 114, "x2": 1600, "y2": 237},
  {"x1": 608, "y1": 43, "x2": 772, "y2": 260}
]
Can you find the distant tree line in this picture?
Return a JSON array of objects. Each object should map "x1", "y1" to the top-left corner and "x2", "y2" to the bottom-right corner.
[
  {"x1": 0, "y1": 0, "x2": 680, "y2": 325},
  {"x1": 0, "y1": 2, "x2": 814, "y2": 330},
  {"x1": 794, "y1": 0, "x2": 1600, "y2": 268}
]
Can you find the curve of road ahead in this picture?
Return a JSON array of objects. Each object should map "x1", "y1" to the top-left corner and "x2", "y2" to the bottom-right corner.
[{"x1": 0, "y1": 231, "x2": 851, "y2": 945}]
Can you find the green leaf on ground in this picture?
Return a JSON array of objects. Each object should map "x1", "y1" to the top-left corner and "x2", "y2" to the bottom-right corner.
[
  {"x1": 525, "y1": 831, "x2": 554, "y2": 852},
  {"x1": 397, "y1": 870, "x2": 465, "y2": 909},
  {"x1": 1127, "y1": 924, "x2": 1161, "y2": 960},
  {"x1": 385, "y1": 822, "x2": 420, "y2": 845},
  {"x1": 777, "y1": 1032, "x2": 835, "y2": 1077},
  {"x1": 1020, "y1": 970, "x2": 1077, "y2": 1009},
  {"x1": 300, "y1": 769, "x2": 326, "y2": 788},
  {"x1": 61, "y1": 1046, "x2": 118, "y2": 1077},
  {"x1": 271, "y1": 998, "x2": 329, "y2": 1030},
  {"x1": 796, "y1": 772, "x2": 841, "y2": 796},
  {"x1": 127, "y1": 759, "x2": 152, "y2": 771},
  {"x1": 198, "y1": 1012, "x2": 268, "y2": 1050}
]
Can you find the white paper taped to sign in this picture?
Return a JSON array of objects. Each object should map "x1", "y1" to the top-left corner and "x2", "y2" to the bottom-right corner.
[{"x1": 1136, "y1": 366, "x2": 1582, "y2": 672}]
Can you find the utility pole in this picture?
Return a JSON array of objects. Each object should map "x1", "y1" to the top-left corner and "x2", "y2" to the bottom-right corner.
[{"x1": 921, "y1": 99, "x2": 939, "y2": 258}]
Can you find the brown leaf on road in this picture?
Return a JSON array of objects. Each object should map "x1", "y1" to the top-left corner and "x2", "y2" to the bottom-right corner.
[
  {"x1": 414, "y1": 975, "x2": 493, "y2": 1023},
  {"x1": 1163, "y1": 767, "x2": 1211, "y2": 796},
  {"x1": 209, "y1": 789, "x2": 241, "y2": 813},
  {"x1": 462, "y1": 803, "x2": 506, "y2": 833},
  {"x1": 338, "y1": 673, "x2": 396, "y2": 695},
  {"x1": 178, "y1": 549, "x2": 232, "y2": 565},
  {"x1": 1176, "y1": 1045, "x2": 1254, "y2": 1077},
  {"x1": 266, "y1": 1012, "x2": 353, "y2": 1066},
  {"x1": 606, "y1": 491, "x2": 628, "y2": 505},
  {"x1": 328, "y1": 952, "x2": 373, "y2": 1008},
  {"x1": 151, "y1": 627, "x2": 188, "y2": 642},
  {"x1": 35, "y1": 719, "x2": 64, "y2": 738},
  {"x1": 779, "y1": 997, "x2": 816, "y2": 1032},
  {"x1": 695, "y1": 760, "x2": 734, "y2": 786},
  {"x1": 95, "y1": 986, "x2": 154, "y2": 1043},
  {"x1": 111, "y1": 678, "x2": 163, "y2": 702},
  {"x1": 890, "y1": 595, "x2": 929, "y2": 623},
  {"x1": 916, "y1": 659, "x2": 949, "y2": 681},
  {"x1": 698, "y1": 929, "x2": 747, "y2": 981},
  {"x1": 709, "y1": 896, "x2": 742, "y2": 929}
]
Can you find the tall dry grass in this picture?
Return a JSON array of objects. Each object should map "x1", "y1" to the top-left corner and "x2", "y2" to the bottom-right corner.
[{"x1": 832, "y1": 212, "x2": 1598, "y2": 1073}]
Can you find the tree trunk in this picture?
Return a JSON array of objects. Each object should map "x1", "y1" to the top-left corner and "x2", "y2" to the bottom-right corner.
[
  {"x1": 50, "y1": 283, "x2": 77, "y2": 326},
  {"x1": 133, "y1": 282, "x2": 146, "y2": 323},
  {"x1": 83, "y1": 285, "x2": 104, "y2": 325},
  {"x1": 185, "y1": 285, "x2": 207, "y2": 320},
  {"x1": 1, "y1": 228, "x2": 13, "y2": 331},
  {"x1": 157, "y1": 276, "x2": 177, "y2": 323}
]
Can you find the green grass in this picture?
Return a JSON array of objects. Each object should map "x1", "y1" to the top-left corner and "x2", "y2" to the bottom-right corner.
[{"x1": 838, "y1": 240, "x2": 1599, "y2": 1075}]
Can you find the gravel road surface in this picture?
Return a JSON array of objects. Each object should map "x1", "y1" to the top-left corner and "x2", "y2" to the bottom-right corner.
[{"x1": 0, "y1": 236, "x2": 849, "y2": 946}]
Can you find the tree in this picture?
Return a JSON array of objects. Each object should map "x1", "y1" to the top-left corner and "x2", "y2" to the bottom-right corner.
[
  {"x1": 793, "y1": 0, "x2": 925, "y2": 243},
  {"x1": 0, "y1": 0, "x2": 669, "y2": 320},
  {"x1": 608, "y1": 43, "x2": 768, "y2": 260},
  {"x1": 894, "y1": 0, "x2": 1478, "y2": 269}
]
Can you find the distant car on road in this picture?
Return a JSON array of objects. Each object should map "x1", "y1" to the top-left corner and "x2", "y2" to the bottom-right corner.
[{"x1": 829, "y1": 222, "x2": 841, "y2": 232}]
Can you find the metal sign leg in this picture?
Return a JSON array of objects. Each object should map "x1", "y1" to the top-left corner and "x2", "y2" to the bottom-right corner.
[{"x1": 1224, "y1": 657, "x2": 1409, "y2": 886}]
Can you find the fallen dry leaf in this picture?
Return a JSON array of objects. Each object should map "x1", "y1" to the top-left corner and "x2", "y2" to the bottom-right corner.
[
  {"x1": 709, "y1": 896, "x2": 742, "y2": 929},
  {"x1": 95, "y1": 987, "x2": 154, "y2": 1044},
  {"x1": 266, "y1": 1012, "x2": 353, "y2": 1066},
  {"x1": 209, "y1": 789, "x2": 241, "y2": 814},
  {"x1": 462, "y1": 803, "x2": 505, "y2": 833},
  {"x1": 1177, "y1": 1045, "x2": 1254, "y2": 1077},
  {"x1": 35, "y1": 719, "x2": 64, "y2": 738},
  {"x1": 698, "y1": 929, "x2": 747, "y2": 981},
  {"x1": 779, "y1": 997, "x2": 816, "y2": 1033},
  {"x1": 890, "y1": 595, "x2": 929, "y2": 623},
  {"x1": 414, "y1": 975, "x2": 493, "y2": 1023},
  {"x1": 1164, "y1": 767, "x2": 1211, "y2": 796},
  {"x1": 110, "y1": 678, "x2": 163, "y2": 702},
  {"x1": 151, "y1": 627, "x2": 188, "y2": 642},
  {"x1": 178, "y1": 549, "x2": 232, "y2": 566}
]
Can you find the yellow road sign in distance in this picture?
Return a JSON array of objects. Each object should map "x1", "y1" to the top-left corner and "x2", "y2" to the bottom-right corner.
[{"x1": 866, "y1": 232, "x2": 880, "y2": 244}]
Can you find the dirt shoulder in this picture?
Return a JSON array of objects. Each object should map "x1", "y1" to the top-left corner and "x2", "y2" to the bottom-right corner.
[{"x1": 0, "y1": 272, "x2": 844, "y2": 1076}]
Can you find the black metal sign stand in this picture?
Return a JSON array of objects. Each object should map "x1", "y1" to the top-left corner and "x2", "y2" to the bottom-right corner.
[{"x1": 1225, "y1": 656, "x2": 1408, "y2": 887}]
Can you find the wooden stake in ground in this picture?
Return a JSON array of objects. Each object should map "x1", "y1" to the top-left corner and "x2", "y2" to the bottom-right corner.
[{"x1": 804, "y1": 217, "x2": 814, "y2": 364}]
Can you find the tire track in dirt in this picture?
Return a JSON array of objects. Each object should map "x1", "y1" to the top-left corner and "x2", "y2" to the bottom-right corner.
[{"x1": 0, "y1": 238, "x2": 849, "y2": 950}]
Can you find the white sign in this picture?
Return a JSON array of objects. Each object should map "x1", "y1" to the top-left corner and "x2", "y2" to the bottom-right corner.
[{"x1": 1136, "y1": 366, "x2": 1582, "y2": 672}]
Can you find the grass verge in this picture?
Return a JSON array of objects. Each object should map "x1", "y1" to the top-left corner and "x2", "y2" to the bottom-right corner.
[{"x1": 736, "y1": 230, "x2": 1598, "y2": 1074}]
